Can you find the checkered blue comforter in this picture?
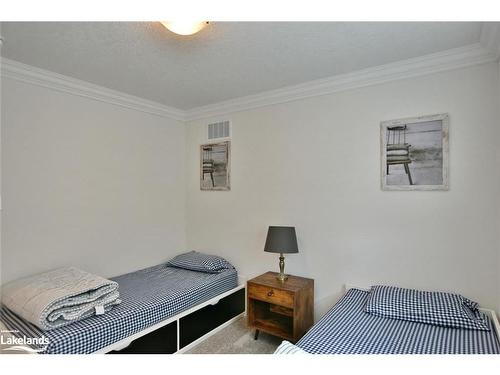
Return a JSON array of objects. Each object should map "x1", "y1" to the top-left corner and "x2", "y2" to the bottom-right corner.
[
  {"x1": 1, "y1": 264, "x2": 238, "y2": 354},
  {"x1": 296, "y1": 289, "x2": 500, "y2": 354}
]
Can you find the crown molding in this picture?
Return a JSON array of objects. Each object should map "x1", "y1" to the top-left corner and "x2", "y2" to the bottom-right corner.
[
  {"x1": 185, "y1": 43, "x2": 497, "y2": 122},
  {"x1": 0, "y1": 58, "x2": 186, "y2": 121},
  {"x1": 1, "y1": 40, "x2": 497, "y2": 124},
  {"x1": 480, "y1": 22, "x2": 500, "y2": 60}
]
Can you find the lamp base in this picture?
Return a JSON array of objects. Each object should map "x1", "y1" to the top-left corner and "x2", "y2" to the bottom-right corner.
[
  {"x1": 276, "y1": 273, "x2": 288, "y2": 282},
  {"x1": 276, "y1": 253, "x2": 288, "y2": 282}
]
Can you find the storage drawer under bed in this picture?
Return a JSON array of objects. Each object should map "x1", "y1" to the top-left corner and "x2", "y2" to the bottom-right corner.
[
  {"x1": 179, "y1": 287, "x2": 245, "y2": 348},
  {"x1": 110, "y1": 286, "x2": 245, "y2": 354}
]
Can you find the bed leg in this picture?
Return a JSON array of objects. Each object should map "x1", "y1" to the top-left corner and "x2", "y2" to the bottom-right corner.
[{"x1": 254, "y1": 329, "x2": 259, "y2": 340}]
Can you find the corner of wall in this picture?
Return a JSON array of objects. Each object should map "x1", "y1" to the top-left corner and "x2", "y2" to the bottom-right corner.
[{"x1": 497, "y1": 60, "x2": 500, "y2": 315}]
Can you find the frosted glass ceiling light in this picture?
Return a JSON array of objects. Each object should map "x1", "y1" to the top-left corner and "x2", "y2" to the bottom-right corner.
[{"x1": 161, "y1": 22, "x2": 209, "y2": 36}]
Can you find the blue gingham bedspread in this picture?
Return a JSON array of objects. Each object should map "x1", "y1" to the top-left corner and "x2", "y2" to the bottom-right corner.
[
  {"x1": 296, "y1": 288, "x2": 500, "y2": 354},
  {"x1": 1, "y1": 264, "x2": 238, "y2": 354}
]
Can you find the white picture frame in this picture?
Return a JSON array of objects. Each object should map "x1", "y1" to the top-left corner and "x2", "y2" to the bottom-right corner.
[{"x1": 381, "y1": 113, "x2": 449, "y2": 191}]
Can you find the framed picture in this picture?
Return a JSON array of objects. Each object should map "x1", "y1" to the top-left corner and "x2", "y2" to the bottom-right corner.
[
  {"x1": 381, "y1": 113, "x2": 449, "y2": 191},
  {"x1": 200, "y1": 141, "x2": 230, "y2": 191}
]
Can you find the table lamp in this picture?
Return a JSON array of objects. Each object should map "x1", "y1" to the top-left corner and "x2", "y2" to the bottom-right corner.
[{"x1": 264, "y1": 226, "x2": 299, "y2": 282}]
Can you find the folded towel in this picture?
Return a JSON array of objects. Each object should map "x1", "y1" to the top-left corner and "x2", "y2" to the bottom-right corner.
[{"x1": 1, "y1": 267, "x2": 121, "y2": 330}]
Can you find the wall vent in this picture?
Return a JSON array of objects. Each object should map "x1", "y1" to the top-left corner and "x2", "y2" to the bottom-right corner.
[{"x1": 207, "y1": 120, "x2": 231, "y2": 140}]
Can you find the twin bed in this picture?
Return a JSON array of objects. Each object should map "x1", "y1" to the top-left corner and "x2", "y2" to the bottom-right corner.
[
  {"x1": 1, "y1": 254, "x2": 245, "y2": 354},
  {"x1": 281, "y1": 286, "x2": 500, "y2": 354}
]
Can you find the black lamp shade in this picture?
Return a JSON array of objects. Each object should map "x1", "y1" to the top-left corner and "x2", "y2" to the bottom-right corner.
[{"x1": 264, "y1": 226, "x2": 299, "y2": 254}]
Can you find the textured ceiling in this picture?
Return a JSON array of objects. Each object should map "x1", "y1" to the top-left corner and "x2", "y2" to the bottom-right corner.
[{"x1": 0, "y1": 22, "x2": 483, "y2": 110}]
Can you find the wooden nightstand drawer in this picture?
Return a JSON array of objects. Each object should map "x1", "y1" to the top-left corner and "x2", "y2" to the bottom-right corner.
[{"x1": 248, "y1": 283, "x2": 294, "y2": 308}]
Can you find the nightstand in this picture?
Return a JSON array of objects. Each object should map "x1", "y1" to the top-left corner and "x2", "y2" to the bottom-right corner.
[{"x1": 247, "y1": 271, "x2": 314, "y2": 343}]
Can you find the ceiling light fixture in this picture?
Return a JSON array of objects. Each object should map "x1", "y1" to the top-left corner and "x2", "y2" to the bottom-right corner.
[{"x1": 160, "y1": 21, "x2": 209, "y2": 36}]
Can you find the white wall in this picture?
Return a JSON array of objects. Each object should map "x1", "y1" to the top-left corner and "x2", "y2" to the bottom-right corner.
[
  {"x1": 186, "y1": 63, "x2": 500, "y2": 318},
  {"x1": 1, "y1": 78, "x2": 186, "y2": 283},
  {"x1": 1, "y1": 60, "x2": 499, "y2": 319},
  {"x1": 498, "y1": 61, "x2": 500, "y2": 314}
]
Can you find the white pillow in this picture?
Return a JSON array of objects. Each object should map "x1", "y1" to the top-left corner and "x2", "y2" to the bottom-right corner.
[{"x1": 274, "y1": 341, "x2": 309, "y2": 354}]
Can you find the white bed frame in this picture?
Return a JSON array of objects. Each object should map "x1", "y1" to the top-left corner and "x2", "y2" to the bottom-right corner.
[
  {"x1": 344, "y1": 284, "x2": 500, "y2": 340},
  {"x1": 94, "y1": 277, "x2": 247, "y2": 354}
]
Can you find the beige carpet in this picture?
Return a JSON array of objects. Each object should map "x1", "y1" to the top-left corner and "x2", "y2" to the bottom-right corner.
[{"x1": 186, "y1": 316, "x2": 282, "y2": 354}]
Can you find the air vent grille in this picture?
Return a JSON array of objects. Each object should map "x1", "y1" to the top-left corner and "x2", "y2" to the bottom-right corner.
[{"x1": 208, "y1": 120, "x2": 230, "y2": 140}]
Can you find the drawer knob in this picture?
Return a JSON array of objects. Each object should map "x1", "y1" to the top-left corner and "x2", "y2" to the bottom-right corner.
[{"x1": 267, "y1": 290, "x2": 274, "y2": 297}]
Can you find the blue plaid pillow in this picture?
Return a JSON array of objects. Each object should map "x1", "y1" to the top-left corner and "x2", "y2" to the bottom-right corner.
[
  {"x1": 365, "y1": 285, "x2": 489, "y2": 331},
  {"x1": 166, "y1": 251, "x2": 234, "y2": 274}
]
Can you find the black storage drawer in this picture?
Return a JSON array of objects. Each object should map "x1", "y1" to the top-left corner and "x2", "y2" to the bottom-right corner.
[
  {"x1": 109, "y1": 287, "x2": 245, "y2": 354},
  {"x1": 109, "y1": 320, "x2": 177, "y2": 354},
  {"x1": 179, "y1": 287, "x2": 245, "y2": 348}
]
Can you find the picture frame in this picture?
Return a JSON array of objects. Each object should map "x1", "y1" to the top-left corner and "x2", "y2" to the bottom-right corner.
[
  {"x1": 200, "y1": 141, "x2": 231, "y2": 191},
  {"x1": 381, "y1": 113, "x2": 449, "y2": 191}
]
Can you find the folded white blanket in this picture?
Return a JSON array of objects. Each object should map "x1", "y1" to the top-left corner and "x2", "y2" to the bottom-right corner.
[{"x1": 1, "y1": 267, "x2": 121, "y2": 330}]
